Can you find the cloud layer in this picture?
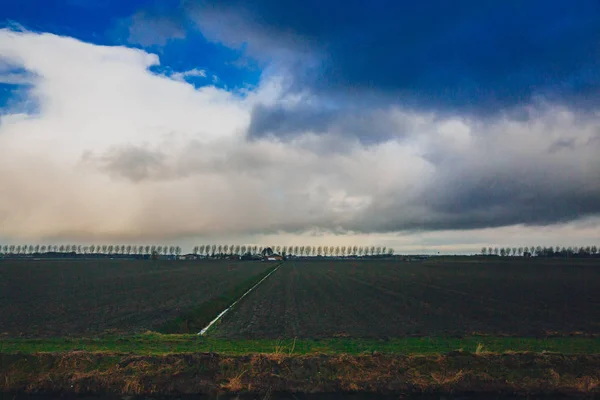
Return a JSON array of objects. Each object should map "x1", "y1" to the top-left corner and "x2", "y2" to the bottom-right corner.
[
  {"x1": 171, "y1": 1, "x2": 600, "y2": 112},
  {"x1": 0, "y1": 28, "x2": 599, "y2": 251}
]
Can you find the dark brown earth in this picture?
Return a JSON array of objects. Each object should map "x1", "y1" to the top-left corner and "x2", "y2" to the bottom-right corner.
[
  {"x1": 0, "y1": 259, "x2": 271, "y2": 337},
  {"x1": 1, "y1": 351, "x2": 599, "y2": 396},
  {"x1": 213, "y1": 258, "x2": 600, "y2": 338}
]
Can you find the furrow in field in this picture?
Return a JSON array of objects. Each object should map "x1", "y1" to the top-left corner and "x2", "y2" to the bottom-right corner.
[
  {"x1": 0, "y1": 259, "x2": 273, "y2": 337},
  {"x1": 211, "y1": 259, "x2": 600, "y2": 338}
]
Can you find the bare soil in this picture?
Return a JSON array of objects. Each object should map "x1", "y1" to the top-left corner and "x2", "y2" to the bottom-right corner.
[
  {"x1": 0, "y1": 259, "x2": 271, "y2": 337},
  {"x1": 213, "y1": 259, "x2": 600, "y2": 338}
]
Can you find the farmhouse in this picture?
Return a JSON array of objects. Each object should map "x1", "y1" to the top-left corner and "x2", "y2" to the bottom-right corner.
[
  {"x1": 260, "y1": 246, "x2": 283, "y2": 261},
  {"x1": 264, "y1": 254, "x2": 283, "y2": 261}
]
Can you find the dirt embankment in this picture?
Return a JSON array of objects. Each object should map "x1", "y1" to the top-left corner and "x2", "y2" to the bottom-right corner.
[{"x1": 1, "y1": 351, "x2": 599, "y2": 396}]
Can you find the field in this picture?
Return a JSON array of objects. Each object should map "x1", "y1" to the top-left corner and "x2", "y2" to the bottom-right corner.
[
  {"x1": 3, "y1": 257, "x2": 600, "y2": 396},
  {"x1": 0, "y1": 259, "x2": 272, "y2": 337},
  {"x1": 212, "y1": 258, "x2": 600, "y2": 338}
]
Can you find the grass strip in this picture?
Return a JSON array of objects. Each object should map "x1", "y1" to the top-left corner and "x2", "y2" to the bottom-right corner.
[
  {"x1": 157, "y1": 263, "x2": 281, "y2": 334},
  {"x1": 2, "y1": 333, "x2": 600, "y2": 355}
]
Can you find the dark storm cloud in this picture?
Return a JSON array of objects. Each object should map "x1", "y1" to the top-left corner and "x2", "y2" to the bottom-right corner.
[
  {"x1": 248, "y1": 104, "x2": 407, "y2": 144},
  {"x1": 184, "y1": 0, "x2": 600, "y2": 114},
  {"x1": 347, "y1": 132, "x2": 600, "y2": 233}
]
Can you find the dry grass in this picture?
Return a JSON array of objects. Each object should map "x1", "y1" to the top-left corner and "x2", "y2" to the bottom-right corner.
[
  {"x1": 431, "y1": 369, "x2": 465, "y2": 385},
  {"x1": 221, "y1": 369, "x2": 248, "y2": 392},
  {"x1": 575, "y1": 376, "x2": 599, "y2": 392},
  {"x1": 475, "y1": 342, "x2": 486, "y2": 354},
  {"x1": 2, "y1": 352, "x2": 600, "y2": 396}
]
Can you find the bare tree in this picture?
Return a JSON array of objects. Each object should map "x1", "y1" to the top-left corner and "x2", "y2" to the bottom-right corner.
[{"x1": 592, "y1": 245, "x2": 598, "y2": 255}]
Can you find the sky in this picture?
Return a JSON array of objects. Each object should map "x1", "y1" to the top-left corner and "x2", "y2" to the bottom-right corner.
[{"x1": 0, "y1": 0, "x2": 599, "y2": 254}]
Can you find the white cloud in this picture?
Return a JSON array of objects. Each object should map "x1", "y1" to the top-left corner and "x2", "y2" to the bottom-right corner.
[
  {"x1": 170, "y1": 68, "x2": 207, "y2": 82},
  {"x1": 0, "y1": 28, "x2": 598, "y2": 253}
]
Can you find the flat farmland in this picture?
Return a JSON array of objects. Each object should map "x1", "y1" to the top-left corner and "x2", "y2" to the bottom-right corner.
[
  {"x1": 0, "y1": 259, "x2": 272, "y2": 337},
  {"x1": 212, "y1": 258, "x2": 600, "y2": 338}
]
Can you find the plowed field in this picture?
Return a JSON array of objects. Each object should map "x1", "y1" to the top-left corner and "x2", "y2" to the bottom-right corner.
[
  {"x1": 212, "y1": 259, "x2": 600, "y2": 338},
  {"x1": 0, "y1": 259, "x2": 271, "y2": 337}
]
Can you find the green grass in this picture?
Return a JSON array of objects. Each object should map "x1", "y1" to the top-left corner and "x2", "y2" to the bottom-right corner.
[
  {"x1": 158, "y1": 263, "x2": 280, "y2": 334},
  {"x1": 2, "y1": 332, "x2": 600, "y2": 355}
]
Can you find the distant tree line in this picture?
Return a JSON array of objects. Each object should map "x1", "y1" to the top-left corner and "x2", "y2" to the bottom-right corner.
[
  {"x1": 481, "y1": 246, "x2": 599, "y2": 257},
  {"x1": 0, "y1": 244, "x2": 181, "y2": 257},
  {"x1": 0, "y1": 244, "x2": 394, "y2": 259},
  {"x1": 191, "y1": 244, "x2": 394, "y2": 258}
]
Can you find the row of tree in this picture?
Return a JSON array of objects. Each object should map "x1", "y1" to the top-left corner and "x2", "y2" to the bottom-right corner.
[
  {"x1": 0, "y1": 244, "x2": 395, "y2": 258},
  {"x1": 481, "y1": 246, "x2": 599, "y2": 257},
  {"x1": 0, "y1": 244, "x2": 182, "y2": 256},
  {"x1": 192, "y1": 244, "x2": 394, "y2": 257}
]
